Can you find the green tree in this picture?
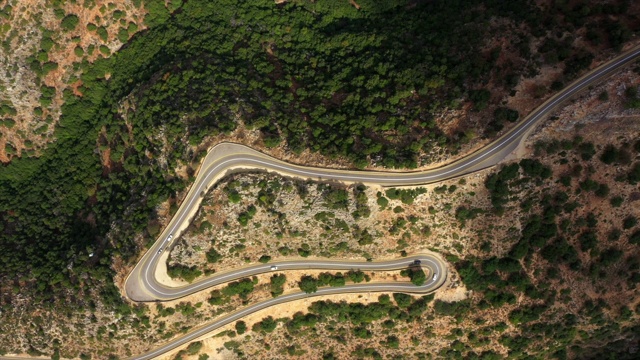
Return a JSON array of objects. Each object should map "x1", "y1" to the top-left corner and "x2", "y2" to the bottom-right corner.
[
  {"x1": 253, "y1": 316, "x2": 277, "y2": 333},
  {"x1": 61, "y1": 14, "x2": 79, "y2": 31},
  {"x1": 270, "y1": 274, "x2": 286, "y2": 297},
  {"x1": 186, "y1": 341, "x2": 203, "y2": 355},
  {"x1": 299, "y1": 276, "x2": 318, "y2": 293},
  {"x1": 393, "y1": 293, "x2": 412, "y2": 308},
  {"x1": 206, "y1": 248, "x2": 222, "y2": 263},
  {"x1": 235, "y1": 321, "x2": 247, "y2": 335}
]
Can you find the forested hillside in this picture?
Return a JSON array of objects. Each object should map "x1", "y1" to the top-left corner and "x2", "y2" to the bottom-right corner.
[{"x1": 0, "y1": 0, "x2": 637, "y2": 336}]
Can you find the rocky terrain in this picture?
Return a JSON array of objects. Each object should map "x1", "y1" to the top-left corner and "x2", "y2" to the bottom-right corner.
[{"x1": 0, "y1": 0, "x2": 146, "y2": 161}]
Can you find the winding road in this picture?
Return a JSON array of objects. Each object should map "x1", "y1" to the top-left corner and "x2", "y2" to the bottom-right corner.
[
  {"x1": 2, "y1": 44, "x2": 638, "y2": 360},
  {"x1": 117, "y1": 44, "x2": 640, "y2": 359}
]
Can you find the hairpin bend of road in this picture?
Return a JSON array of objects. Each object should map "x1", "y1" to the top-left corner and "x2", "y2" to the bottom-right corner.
[
  {"x1": 124, "y1": 44, "x2": 640, "y2": 359},
  {"x1": 2, "y1": 45, "x2": 639, "y2": 360}
]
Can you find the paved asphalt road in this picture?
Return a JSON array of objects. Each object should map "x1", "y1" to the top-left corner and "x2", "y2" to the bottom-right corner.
[
  {"x1": 126, "y1": 43, "x2": 640, "y2": 302},
  {"x1": 2, "y1": 45, "x2": 638, "y2": 360},
  {"x1": 132, "y1": 254, "x2": 447, "y2": 360},
  {"x1": 116, "y1": 44, "x2": 640, "y2": 359}
]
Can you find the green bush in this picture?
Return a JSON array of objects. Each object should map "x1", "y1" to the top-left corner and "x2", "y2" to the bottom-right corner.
[
  {"x1": 270, "y1": 274, "x2": 286, "y2": 297},
  {"x1": 628, "y1": 163, "x2": 640, "y2": 184},
  {"x1": 376, "y1": 196, "x2": 389, "y2": 209},
  {"x1": 252, "y1": 316, "x2": 277, "y2": 333},
  {"x1": 61, "y1": 14, "x2": 79, "y2": 31},
  {"x1": 578, "y1": 142, "x2": 596, "y2": 160},
  {"x1": 623, "y1": 216, "x2": 637, "y2": 230},
  {"x1": 73, "y1": 46, "x2": 84, "y2": 57},
  {"x1": 1, "y1": 118, "x2": 16, "y2": 129},
  {"x1": 118, "y1": 27, "x2": 129, "y2": 43},
  {"x1": 406, "y1": 268, "x2": 426, "y2": 286},
  {"x1": 222, "y1": 278, "x2": 254, "y2": 299},
  {"x1": 40, "y1": 37, "x2": 55, "y2": 52},
  {"x1": 96, "y1": 26, "x2": 108, "y2": 41},
  {"x1": 42, "y1": 61, "x2": 58, "y2": 76},
  {"x1": 433, "y1": 299, "x2": 470, "y2": 317},
  {"x1": 299, "y1": 276, "x2": 318, "y2": 293},
  {"x1": 128, "y1": 22, "x2": 139, "y2": 34},
  {"x1": 494, "y1": 107, "x2": 519, "y2": 122},
  {"x1": 235, "y1": 321, "x2": 247, "y2": 335},
  {"x1": 205, "y1": 248, "x2": 222, "y2": 263},
  {"x1": 393, "y1": 293, "x2": 412, "y2": 308},
  {"x1": 600, "y1": 145, "x2": 619, "y2": 164},
  {"x1": 167, "y1": 264, "x2": 202, "y2": 283},
  {"x1": 99, "y1": 45, "x2": 110, "y2": 56}
]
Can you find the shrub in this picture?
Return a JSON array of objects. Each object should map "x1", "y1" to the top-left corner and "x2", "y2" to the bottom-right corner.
[
  {"x1": 508, "y1": 306, "x2": 546, "y2": 325},
  {"x1": 97, "y1": 26, "x2": 108, "y2": 41},
  {"x1": 469, "y1": 88, "x2": 491, "y2": 110},
  {"x1": 40, "y1": 37, "x2": 55, "y2": 52},
  {"x1": 61, "y1": 14, "x2": 79, "y2": 31},
  {"x1": 519, "y1": 159, "x2": 552, "y2": 179},
  {"x1": 42, "y1": 61, "x2": 58, "y2": 76},
  {"x1": 598, "y1": 91, "x2": 609, "y2": 101},
  {"x1": 384, "y1": 335, "x2": 400, "y2": 349},
  {"x1": 270, "y1": 274, "x2": 286, "y2": 297},
  {"x1": 623, "y1": 216, "x2": 637, "y2": 230},
  {"x1": 628, "y1": 163, "x2": 640, "y2": 184},
  {"x1": 227, "y1": 190, "x2": 241, "y2": 203},
  {"x1": 206, "y1": 248, "x2": 222, "y2": 263},
  {"x1": 235, "y1": 321, "x2": 247, "y2": 335},
  {"x1": 599, "y1": 247, "x2": 623, "y2": 266},
  {"x1": 118, "y1": 27, "x2": 129, "y2": 43},
  {"x1": 494, "y1": 107, "x2": 519, "y2": 122},
  {"x1": 253, "y1": 316, "x2": 277, "y2": 333},
  {"x1": 222, "y1": 278, "x2": 254, "y2": 299},
  {"x1": 578, "y1": 231, "x2": 598, "y2": 251},
  {"x1": 406, "y1": 268, "x2": 426, "y2": 286},
  {"x1": 299, "y1": 276, "x2": 318, "y2": 293},
  {"x1": 208, "y1": 290, "x2": 224, "y2": 305},
  {"x1": 186, "y1": 341, "x2": 203, "y2": 355},
  {"x1": 99, "y1": 45, "x2": 110, "y2": 56},
  {"x1": 434, "y1": 299, "x2": 470, "y2": 317},
  {"x1": 600, "y1": 145, "x2": 619, "y2": 164},
  {"x1": 357, "y1": 230, "x2": 374, "y2": 245},
  {"x1": 578, "y1": 142, "x2": 596, "y2": 160},
  {"x1": 128, "y1": 21, "x2": 139, "y2": 33},
  {"x1": 393, "y1": 293, "x2": 412, "y2": 308},
  {"x1": 167, "y1": 264, "x2": 202, "y2": 283},
  {"x1": 595, "y1": 184, "x2": 610, "y2": 198},
  {"x1": 324, "y1": 189, "x2": 349, "y2": 209}
]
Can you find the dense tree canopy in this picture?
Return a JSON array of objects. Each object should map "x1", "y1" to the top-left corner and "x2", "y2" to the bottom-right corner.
[{"x1": 0, "y1": 0, "x2": 635, "y2": 306}]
